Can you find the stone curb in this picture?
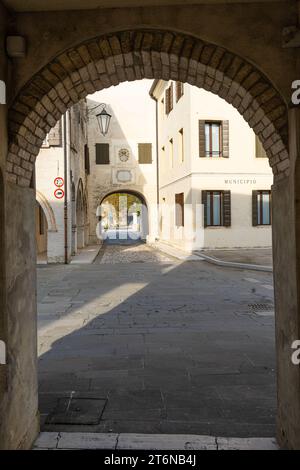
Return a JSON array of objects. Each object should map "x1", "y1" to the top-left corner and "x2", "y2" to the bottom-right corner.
[
  {"x1": 194, "y1": 252, "x2": 273, "y2": 273},
  {"x1": 34, "y1": 432, "x2": 279, "y2": 450}
]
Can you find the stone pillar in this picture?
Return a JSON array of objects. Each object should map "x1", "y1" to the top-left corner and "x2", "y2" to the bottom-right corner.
[
  {"x1": 273, "y1": 107, "x2": 300, "y2": 449},
  {"x1": 0, "y1": 182, "x2": 39, "y2": 449}
]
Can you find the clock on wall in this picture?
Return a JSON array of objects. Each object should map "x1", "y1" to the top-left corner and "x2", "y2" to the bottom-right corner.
[{"x1": 118, "y1": 148, "x2": 130, "y2": 162}]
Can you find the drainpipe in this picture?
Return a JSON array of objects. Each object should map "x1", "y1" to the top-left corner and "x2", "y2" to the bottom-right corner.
[
  {"x1": 149, "y1": 80, "x2": 159, "y2": 240},
  {"x1": 63, "y1": 112, "x2": 69, "y2": 264}
]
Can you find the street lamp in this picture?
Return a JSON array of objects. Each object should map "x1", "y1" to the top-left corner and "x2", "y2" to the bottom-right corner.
[
  {"x1": 96, "y1": 107, "x2": 112, "y2": 136},
  {"x1": 88, "y1": 102, "x2": 112, "y2": 136}
]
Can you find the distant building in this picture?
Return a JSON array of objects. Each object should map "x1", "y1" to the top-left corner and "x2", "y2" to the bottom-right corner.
[
  {"x1": 150, "y1": 80, "x2": 273, "y2": 251},
  {"x1": 86, "y1": 81, "x2": 158, "y2": 244},
  {"x1": 35, "y1": 100, "x2": 90, "y2": 263}
]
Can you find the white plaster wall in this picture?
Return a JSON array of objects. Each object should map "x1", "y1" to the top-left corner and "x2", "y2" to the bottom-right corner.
[
  {"x1": 35, "y1": 101, "x2": 89, "y2": 263},
  {"x1": 154, "y1": 81, "x2": 273, "y2": 250}
]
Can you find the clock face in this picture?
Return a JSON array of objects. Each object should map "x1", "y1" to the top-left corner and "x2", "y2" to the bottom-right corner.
[{"x1": 118, "y1": 148, "x2": 130, "y2": 162}]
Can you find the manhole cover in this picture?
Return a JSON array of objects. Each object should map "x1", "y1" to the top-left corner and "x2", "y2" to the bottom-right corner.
[{"x1": 46, "y1": 397, "x2": 107, "y2": 425}]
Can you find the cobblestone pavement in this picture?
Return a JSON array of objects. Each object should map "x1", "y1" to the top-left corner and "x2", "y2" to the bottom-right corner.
[
  {"x1": 94, "y1": 242, "x2": 173, "y2": 264},
  {"x1": 37, "y1": 243, "x2": 276, "y2": 437}
]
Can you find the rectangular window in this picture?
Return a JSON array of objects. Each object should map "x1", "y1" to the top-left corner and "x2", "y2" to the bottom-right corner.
[
  {"x1": 175, "y1": 193, "x2": 184, "y2": 227},
  {"x1": 138, "y1": 143, "x2": 152, "y2": 164},
  {"x1": 176, "y1": 81, "x2": 184, "y2": 102},
  {"x1": 253, "y1": 190, "x2": 271, "y2": 225},
  {"x1": 178, "y1": 129, "x2": 184, "y2": 163},
  {"x1": 165, "y1": 82, "x2": 174, "y2": 115},
  {"x1": 202, "y1": 190, "x2": 231, "y2": 227},
  {"x1": 95, "y1": 143, "x2": 109, "y2": 164},
  {"x1": 84, "y1": 144, "x2": 90, "y2": 174},
  {"x1": 205, "y1": 122, "x2": 222, "y2": 157},
  {"x1": 255, "y1": 136, "x2": 267, "y2": 158},
  {"x1": 39, "y1": 205, "x2": 45, "y2": 235},
  {"x1": 169, "y1": 138, "x2": 174, "y2": 167}
]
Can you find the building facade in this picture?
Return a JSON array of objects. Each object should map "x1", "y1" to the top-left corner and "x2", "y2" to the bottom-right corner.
[
  {"x1": 35, "y1": 100, "x2": 90, "y2": 263},
  {"x1": 86, "y1": 81, "x2": 158, "y2": 244},
  {"x1": 150, "y1": 80, "x2": 273, "y2": 252}
]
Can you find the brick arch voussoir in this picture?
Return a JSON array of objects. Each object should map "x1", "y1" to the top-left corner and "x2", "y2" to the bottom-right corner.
[{"x1": 7, "y1": 29, "x2": 289, "y2": 187}]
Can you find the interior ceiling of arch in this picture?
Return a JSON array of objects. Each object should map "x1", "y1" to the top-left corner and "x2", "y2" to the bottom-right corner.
[{"x1": 2, "y1": 0, "x2": 286, "y2": 13}]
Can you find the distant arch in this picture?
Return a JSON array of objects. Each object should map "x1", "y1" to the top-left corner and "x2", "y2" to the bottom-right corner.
[{"x1": 36, "y1": 190, "x2": 57, "y2": 232}]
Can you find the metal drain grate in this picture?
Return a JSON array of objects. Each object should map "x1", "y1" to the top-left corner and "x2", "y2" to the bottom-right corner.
[{"x1": 248, "y1": 303, "x2": 274, "y2": 311}]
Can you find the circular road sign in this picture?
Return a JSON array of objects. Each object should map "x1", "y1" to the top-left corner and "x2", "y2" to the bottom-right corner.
[
  {"x1": 54, "y1": 188, "x2": 65, "y2": 199},
  {"x1": 54, "y1": 177, "x2": 64, "y2": 187}
]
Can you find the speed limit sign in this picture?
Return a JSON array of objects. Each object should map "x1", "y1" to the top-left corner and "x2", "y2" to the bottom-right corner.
[{"x1": 54, "y1": 177, "x2": 64, "y2": 187}]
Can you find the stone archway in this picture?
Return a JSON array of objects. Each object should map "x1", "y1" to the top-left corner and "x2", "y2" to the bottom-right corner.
[
  {"x1": 6, "y1": 29, "x2": 288, "y2": 188},
  {"x1": 2, "y1": 24, "x2": 300, "y2": 450},
  {"x1": 99, "y1": 189, "x2": 150, "y2": 241}
]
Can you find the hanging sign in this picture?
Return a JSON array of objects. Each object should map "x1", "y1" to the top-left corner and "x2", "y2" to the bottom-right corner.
[
  {"x1": 54, "y1": 188, "x2": 65, "y2": 199},
  {"x1": 54, "y1": 176, "x2": 64, "y2": 187}
]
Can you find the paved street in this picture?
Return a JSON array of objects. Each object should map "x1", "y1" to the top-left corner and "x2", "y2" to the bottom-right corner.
[{"x1": 37, "y1": 242, "x2": 276, "y2": 437}]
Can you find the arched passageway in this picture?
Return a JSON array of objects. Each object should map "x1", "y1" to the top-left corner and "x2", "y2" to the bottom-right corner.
[
  {"x1": 99, "y1": 190, "x2": 149, "y2": 244},
  {"x1": 35, "y1": 201, "x2": 48, "y2": 263},
  {"x1": 1, "y1": 18, "x2": 300, "y2": 450}
]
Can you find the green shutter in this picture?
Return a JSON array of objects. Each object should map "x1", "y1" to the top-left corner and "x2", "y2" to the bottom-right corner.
[
  {"x1": 138, "y1": 143, "x2": 152, "y2": 164},
  {"x1": 222, "y1": 120, "x2": 229, "y2": 158},
  {"x1": 202, "y1": 190, "x2": 208, "y2": 227},
  {"x1": 95, "y1": 143, "x2": 109, "y2": 164},
  {"x1": 223, "y1": 190, "x2": 231, "y2": 227},
  {"x1": 252, "y1": 190, "x2": 259, "y2": 226},
  {"x1": 256, "y1": 136, "x2": 267, "y2": 158},
  {"x1": 48, "y1": 120, "x2": 62, "y2": 146},
  {"x1": 199, "y1": 121, "x2": 206, "y2": 158}
]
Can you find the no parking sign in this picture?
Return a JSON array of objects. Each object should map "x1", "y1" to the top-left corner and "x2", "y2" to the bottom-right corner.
[{"x1": 54, "y1": 188, "x2": 65, "y2": 199}]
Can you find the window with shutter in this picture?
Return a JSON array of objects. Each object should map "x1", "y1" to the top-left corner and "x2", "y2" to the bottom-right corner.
[
  {"x1": 253, "y1": 190, "x2": 271, "y2": 225},
  {"x1": 202, "y1": 190, "x2": 231, "y2": 227},
  {"x1": 199, "y1": 121, "x2": 206, "y2": 158},
  {"x1": 48, "y1": 120, "x2": 62, "y2": 147},
  {"x1": 175, "y1": 193, "x2": 184, "y2": 227},
  {"x1": 199, "y1": 121, "x2": 229, "y2": 158},
  {"x1": 222, "y1": 120, "x2": 229, "y2": 158},
  {"x1": 138, "y1": 143, "x2": 152, "y2": 164},
  {"x1": 95, "y1": 143, "x2": 110, "y2": 164},
  {"x1": 255, "y1": 136, "x2": 267, "y2": 158},
  {"x1": 169, "y1": 82, "x2": 173, "y2": 112},
  {"x1": 201, "y1": 190, "x2": 208, "y2": 227},
  {"x1": 223, "y1": 190, "x2": 231, "y2": 226},
  {"x1": 176, "y1": 82, "x2": 184, "y2": 102},
  {"x1": 165, "y1": 83, "x2": 174, "y2": 115},
  {"x1": 252, "y1": 190, "x2": 259, "y2": 226}
]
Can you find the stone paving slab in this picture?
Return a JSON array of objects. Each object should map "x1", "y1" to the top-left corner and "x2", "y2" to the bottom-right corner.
[
  {"x1": 34, "y1": 432, "x2": 278, "y2": 450},
  {"x1": 37, "y1": 242, "x2": 276, "y2": 437}
]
